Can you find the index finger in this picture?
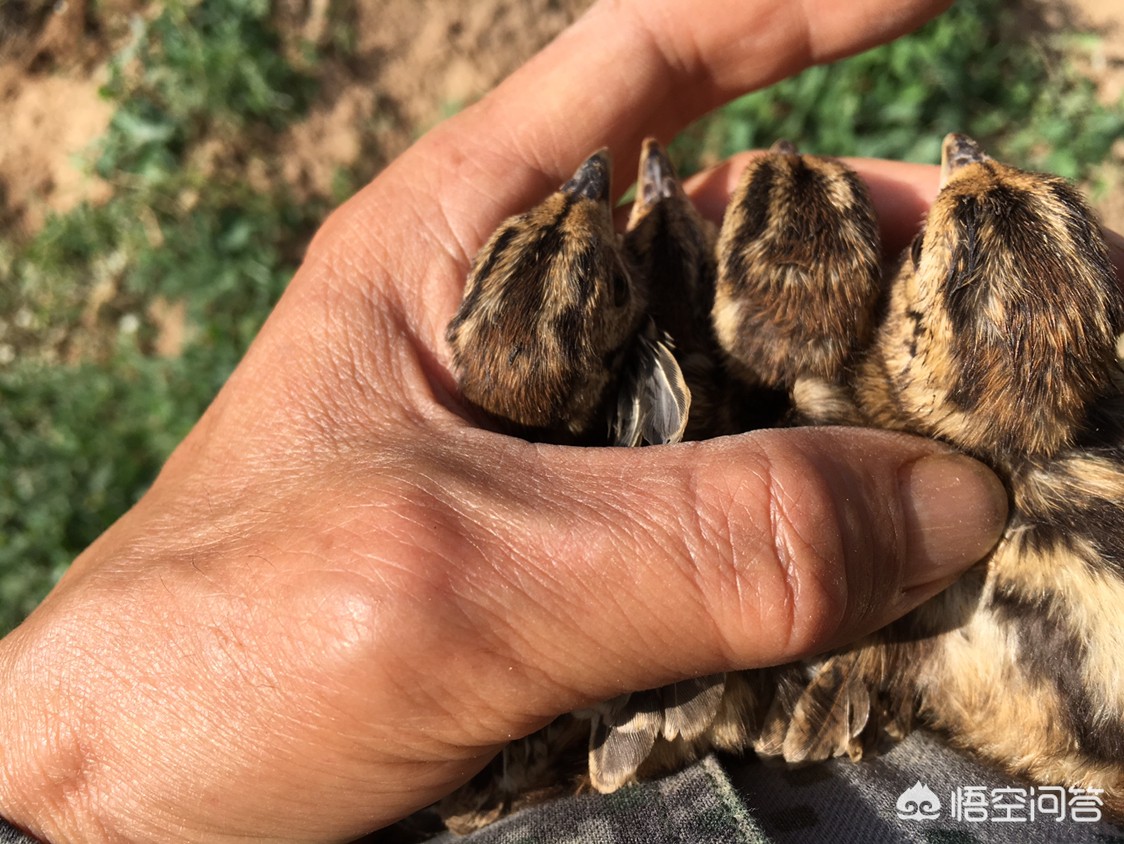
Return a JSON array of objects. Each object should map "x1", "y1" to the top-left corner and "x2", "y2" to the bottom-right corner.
[
  {"x1": 321, "y1": 0, "x2": 953, "y2": 337},
  {"x1": 408, "y1": 0, "x2": 952, "y2": 256}
]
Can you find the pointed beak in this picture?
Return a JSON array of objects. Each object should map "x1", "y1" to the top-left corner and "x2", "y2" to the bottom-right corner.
[
  {"x1": 769, "y1": 139, "x2": 798, "y2": 156},
  {"x1": 627, "y1": 138, "x2": 683, "y2": 230},
  {"x1": 940, "y1": 133, "x2": 987, "y2": 188},
  {"x1": 561, "y1": 149, "x2": 612, "y2": 203},
  {"x1": 637, "y1": 137, "x2": 682, "y2": 207}
]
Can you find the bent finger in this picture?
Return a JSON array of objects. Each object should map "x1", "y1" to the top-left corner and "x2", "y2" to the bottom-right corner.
[
  {"x1": 411, "y1": 0, "x2": 953, "y2": 235},
  {"x1": 327, "y1": 0, "x2": 952, "y2": 326}
]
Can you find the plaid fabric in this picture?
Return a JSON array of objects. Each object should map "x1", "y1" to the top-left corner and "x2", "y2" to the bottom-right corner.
[
  {"x1": 0, "y1": 820, "x2": 37, "y2": 844},
  {"x1": 421, "y1": 755, "x2": 765, "y2": 844},
  {"x1": 422, "y1": 731, "x2": 1124, "y2": 844}
]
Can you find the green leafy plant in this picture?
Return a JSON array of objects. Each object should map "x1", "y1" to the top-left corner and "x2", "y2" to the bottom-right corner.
[
  {"x1": 672, "y1": 0, "x2": 1124, "y2": 180},
  {"x1": 0, "y1": 0, "x2": 333, "y2": 633},
  {"x1": 0, "y1": 351, "x2": 197, "y2": 630}
]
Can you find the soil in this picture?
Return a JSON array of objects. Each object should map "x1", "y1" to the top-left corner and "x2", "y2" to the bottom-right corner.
[
  {"x1": 0, "y1": 0, "x2": 1120, "y2": 237},
  {"x1": 0, "y1": 0, "x2": 594, "y2": 237}
]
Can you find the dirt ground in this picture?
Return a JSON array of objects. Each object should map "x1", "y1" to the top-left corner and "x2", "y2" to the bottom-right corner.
[
  {"x1": 0, "y1": 0, "x2": 1121, "y2": 236},
  {"x1": 0, "y1": 0, "x2": 594, "y2": 235}
]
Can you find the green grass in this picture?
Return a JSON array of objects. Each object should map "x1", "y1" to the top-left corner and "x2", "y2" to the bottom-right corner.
[
  {"x1": 671, "y1": 0, "x2": 1124, "y2": 182},
  {"x1": 1, "y1": 0, "x2": 1122, "y2": 633},
  {"x1": 0, "y1": 0, "x2": 340, "y2": 632},
  {"x1": 0, "y1": 351, "x2": 197, "y2": 622}
]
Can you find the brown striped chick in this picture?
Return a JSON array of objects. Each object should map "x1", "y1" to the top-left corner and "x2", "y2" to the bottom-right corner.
[
  {"x1": 624, "y1": 138, "x2": 719, "y2": 371},
  {"x1": 624, "y1": 138, "x2": 785, "y2": 440},
  {"x1": 584, "y1": 141, "x2": 887, "y2": 799},
  {"x1": 770, "y1": 134, "x2": 1124, "y2": 815},
  {"x1": 713, "y1": 139, "x2": 882, "y2": 402},
  {"x1": 438, "y1": 151, "x2": 692, "y2": 833},
  {"x1": 857, "y1": 133, "x2": 1123, "y2": 467},
  {"x1": 575, "y1": 141, "x2": 789, "y2": 798},
  {"x1": 589, "y1": 140, "x2": 743, "y2": 794},
  {"x1": 694, "y1": 141, "x2": 887, "y2": 771},
  {"x1": 446, "y1": 150, "x2": 689, "y2": 447}
]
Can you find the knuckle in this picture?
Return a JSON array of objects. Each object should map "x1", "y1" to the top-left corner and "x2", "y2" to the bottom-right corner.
[
  {"x1": 691, "y1": 441, "x2": 857, "y2": 661},
  {"x1": 761, "y1": 455, "x2": 851, "y2": 655}
]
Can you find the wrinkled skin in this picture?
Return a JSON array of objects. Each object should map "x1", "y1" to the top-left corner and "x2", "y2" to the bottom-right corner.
[{"x1": 10, "y1": 0, "x2": 1119, "y2": 841}]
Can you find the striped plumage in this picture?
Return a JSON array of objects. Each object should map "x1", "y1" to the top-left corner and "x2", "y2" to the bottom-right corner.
[
  {"x1": 625, "y1": 138, "x2": 784, "y2": 440},
  {"x1": 446, "y1": 150, "x2": 646, "y2": 440},
  {"x1": 855, "y1": 133, "x2": 1123, "y2": 466},
  {"x1": 587, "y1": 139, "x2": 734, "y2": 794},
  {"x1": 440, "y1": 131, "x2": 1124, "y2": 829},
  {"x1": 772, "y1": 134, "x2": 1124, "y2": 813},
  {"x1": 441, "y1": 147, "x2": 701, "y2": 831},
  {"x1": 713, "y1": 139, "x2": 883, "y2": 391},
  {"x1": 625, "y1": 138, "x2": 718, "y2": 362}
]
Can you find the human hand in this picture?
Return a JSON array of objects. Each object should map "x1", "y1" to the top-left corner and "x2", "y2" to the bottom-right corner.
[{"x1": 0, "y1": 1, "x2": 1026, "y2": 841}]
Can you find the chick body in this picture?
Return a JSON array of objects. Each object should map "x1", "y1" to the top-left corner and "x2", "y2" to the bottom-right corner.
[
  {"x1": 857, "y1": 133, "x2": 1123, "y2": 465},
  {"x1": 625, "y1": 138, "x2": 785, "y2": 439},
  {"x1": 714, "y1": 140, "x2": 883, "y2": 392},
  {"x1": 583, "y1": 141, "x2": 888, "y2": 797},
  {"x1": 440, "y1": 150, "x2": 694, "y2": 831},
  {"x1": 770, "y1": 135, "x2": 1124, "y2": 813},
  {"x1": 603, "y1": 143, "x2": 729, "y2": 776}
]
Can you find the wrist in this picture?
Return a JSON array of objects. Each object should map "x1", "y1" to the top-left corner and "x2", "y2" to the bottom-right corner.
[{"x1": 0, "y1": 625, "x2": 112, "y2": 844}]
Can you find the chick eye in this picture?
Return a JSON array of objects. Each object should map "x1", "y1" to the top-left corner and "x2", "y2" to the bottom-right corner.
[
  {"x1": 610, "y1": 267, "x2": 630, "y2": 308},
  {"x1": 910, "y1": 231, "x2": 925, "y2": 269}
]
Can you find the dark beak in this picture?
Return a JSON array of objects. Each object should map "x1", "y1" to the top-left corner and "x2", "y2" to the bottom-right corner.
[
  {"x1": 561, "y1": 149, "x2": 611, "y2": 203},
  {"x1": 941, "y1": 133, "x2": 987, "y2": 188},
  {"x1": 637, "y1": 137, "x2": 682, "y2": 207},
  {"x1": 769, "y1": 139, "x2": 798, "y2": 156}
]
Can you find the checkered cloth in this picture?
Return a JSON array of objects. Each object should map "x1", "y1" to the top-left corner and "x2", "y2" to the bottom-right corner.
[
  {"x1": 417, "y1": 731, "x2": 1124, "y2": 844},
  {"x1": 0, "y1": 823, "x2": 35, "y2": 844}
]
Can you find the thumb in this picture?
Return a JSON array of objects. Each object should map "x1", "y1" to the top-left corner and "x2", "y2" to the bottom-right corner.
[{"x1": 436, "y1": 425, "x2": 1007, "y2": 717}]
